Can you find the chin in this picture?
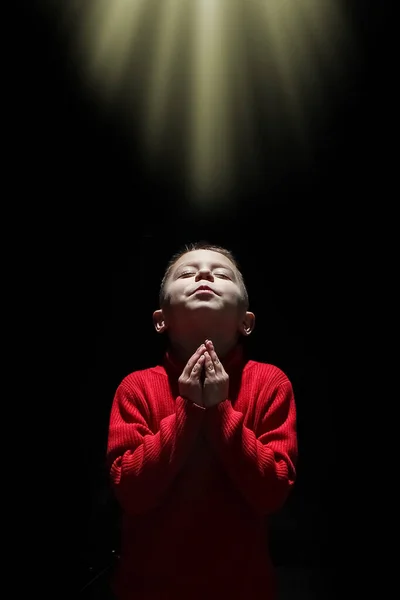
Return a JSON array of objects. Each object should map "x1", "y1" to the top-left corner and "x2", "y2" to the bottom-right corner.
[{"x1": 186, "y1": 304, "x2": 222, "y2": 315}]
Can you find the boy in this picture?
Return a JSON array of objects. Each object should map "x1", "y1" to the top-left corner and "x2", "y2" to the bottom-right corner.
[{"x1": 106, "y1": 242, "x2": 298, "y2": 600}]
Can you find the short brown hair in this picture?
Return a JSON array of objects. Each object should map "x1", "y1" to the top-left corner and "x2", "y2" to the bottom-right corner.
[{"x1": 159, "y1": 241, "x2": 249, "y2": 308}]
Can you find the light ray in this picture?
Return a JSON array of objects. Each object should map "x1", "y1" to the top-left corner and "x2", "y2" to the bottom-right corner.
[
  {"x1": 47, "y1": 0, "x2": 348, "y2": 203},
  {"x1": 189, "y1": 0, "x2": 234, "y2": 200},
  {"x1": 73, "y1": 0, "x2": 147, "y2": 101},
  {"x1": 144, "y1": 0, "x2": 186, "y2": 156}
]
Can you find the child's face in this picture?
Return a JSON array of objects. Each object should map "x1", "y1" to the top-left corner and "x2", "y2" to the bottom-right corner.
[{"x1": 162, "y1": 249, "x2": 246, "y2": 318}]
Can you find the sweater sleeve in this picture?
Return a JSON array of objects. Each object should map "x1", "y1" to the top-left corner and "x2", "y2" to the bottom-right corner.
[
  {"x1": 204, "y1": 374, "x2": 297, "y2": 516},
  {"x1": 106, "y1": 378, "x2": 205, "y2": 516}
]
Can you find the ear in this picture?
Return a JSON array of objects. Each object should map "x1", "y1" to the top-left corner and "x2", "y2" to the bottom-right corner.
[
  {"x1": 239, "y1": 311, "x2": 255, "y2": 337},
  {"x1": 153, "y1": 309, "x2": 167, "y2": 334}
]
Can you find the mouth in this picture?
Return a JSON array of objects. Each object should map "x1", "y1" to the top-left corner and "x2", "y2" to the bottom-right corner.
[{"x1": 192, "y1": 285, "x2": 219, "y2": 295}]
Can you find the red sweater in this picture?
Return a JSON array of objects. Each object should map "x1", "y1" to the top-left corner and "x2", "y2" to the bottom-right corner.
[{"x1": 106, "y1": 344, "x2": 297, "y2": 600}]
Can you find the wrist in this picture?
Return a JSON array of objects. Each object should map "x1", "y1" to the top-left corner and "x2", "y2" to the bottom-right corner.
[
  {"x1": 191, "y1": 401, "x2": 206, "y2": 411},
  {"x1": 181, "y1": 395, "x2": 206, "y2": 410}
]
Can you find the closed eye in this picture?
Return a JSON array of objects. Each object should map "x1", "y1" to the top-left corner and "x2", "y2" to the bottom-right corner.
[
  {"x1": 179, "y1": 271, "x2": 196, "y2": 277},
  {"x1": 178, "y1": 270, "x2": 231, "y2": 279}
]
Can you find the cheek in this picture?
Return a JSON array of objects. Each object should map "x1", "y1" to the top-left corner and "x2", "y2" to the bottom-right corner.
[
  {"x1": 219, "y1": 297, "x2": 242, "y2": 317},
  {"x1": 166, "y1": 286, "x2": 186, "y2": 305},
  {"x1": 223, "y1": 287, "x2": 243, "y2": 304}
]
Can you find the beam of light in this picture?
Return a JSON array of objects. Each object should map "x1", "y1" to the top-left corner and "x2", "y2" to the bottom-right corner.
[
  {"x1": 188, "y1": 0, "x2": 233, "y2": 201},
  {"x1": 144, "y1": 0, "x2": 186, "y2": 157},
  {"x1": 71, "y1": 0, "x2": 147, "y2": 102},
  {"x1": 50, "y1": 0, "x2": 348, "y2": 204},
  {"x1": 256, "y1": 0, "x2": 346, "y2": 143}
]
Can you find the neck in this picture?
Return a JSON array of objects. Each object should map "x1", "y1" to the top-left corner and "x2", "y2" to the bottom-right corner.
[{"x1": 168, "y1": 333, "x2": 240, "y2": 363}]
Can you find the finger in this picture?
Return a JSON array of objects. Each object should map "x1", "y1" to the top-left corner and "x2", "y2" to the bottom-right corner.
[
  {"x1": 191, "y1": 354, "x2": 205, "y2": 376},
  {"x1": 183, "y1": 345, "x2": 205, "y2": 376},
  {"x1": 204, "y1": 351, "x2": 215, "y2": 374},
  {"x1": 205, "y1": 341, "x2": 221, "y2": 371}
]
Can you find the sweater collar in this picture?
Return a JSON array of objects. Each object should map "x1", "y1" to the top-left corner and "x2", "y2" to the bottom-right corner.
[{"x1": 163, "y1": 343, "x2": 246, "y2": 379}]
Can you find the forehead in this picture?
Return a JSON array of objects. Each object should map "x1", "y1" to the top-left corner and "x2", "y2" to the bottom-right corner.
[{"x1": 172, "y1": 249, "x2": 236, "y2": 272}]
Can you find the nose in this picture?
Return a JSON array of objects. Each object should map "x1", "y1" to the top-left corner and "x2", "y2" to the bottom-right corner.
[{"x1": 195, "y1": 268, "x2": 214, "y2": 282}]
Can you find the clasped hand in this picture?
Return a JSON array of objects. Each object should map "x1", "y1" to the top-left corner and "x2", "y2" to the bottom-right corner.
[{"x1": 178, "y1": 340, "x2": 229, "y2": 408}]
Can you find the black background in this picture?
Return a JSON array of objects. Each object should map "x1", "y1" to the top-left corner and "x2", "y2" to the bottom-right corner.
[{"x1": 16, "y1": 1, "x2": 389, "y2": 597}]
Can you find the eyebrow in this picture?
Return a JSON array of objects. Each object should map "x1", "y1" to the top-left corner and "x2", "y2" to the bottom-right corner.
[{"x1": 174, "y1": 262, "x2": 236, "y2": 276}]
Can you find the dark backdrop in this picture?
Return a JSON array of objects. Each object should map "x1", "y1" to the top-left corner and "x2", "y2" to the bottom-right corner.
[{"x1": 16, "y1": 2, "x2": 389, "y2": 597}]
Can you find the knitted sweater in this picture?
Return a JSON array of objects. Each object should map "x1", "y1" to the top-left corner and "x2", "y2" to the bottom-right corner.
[{"x1": 106, "y1": 344, "x2": 297, "y2": 600}]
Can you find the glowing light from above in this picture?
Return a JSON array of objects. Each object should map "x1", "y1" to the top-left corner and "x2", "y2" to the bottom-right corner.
[{"x1": 57, "y1": 0, "x2": 348, "y2": 203}]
